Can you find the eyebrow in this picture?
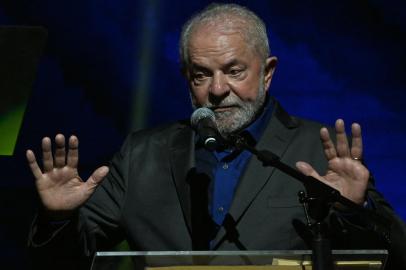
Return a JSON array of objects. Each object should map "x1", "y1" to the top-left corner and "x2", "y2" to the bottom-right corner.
[
  {"x1": 223, "y1": 59, "x2": 241, "y2": 69},
  {"x1": 191, "y1": 59, "x2": 244, "y2": 71},
  {"x1": 190, "y1": 64, "x2": 209, "y2": 71}
]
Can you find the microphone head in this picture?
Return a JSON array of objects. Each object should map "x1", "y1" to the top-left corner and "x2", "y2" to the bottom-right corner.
[
  {"x1": 190, "y1": 107, "x2": 215, "y2": 128},
  {"x1": 190, "y1": 107, "x2": 221, "y2": 151}
]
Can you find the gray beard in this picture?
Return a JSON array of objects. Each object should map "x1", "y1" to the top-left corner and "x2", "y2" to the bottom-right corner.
[
  {"x1": 191, "y1": 78, "x2": 266, "y2": 137},
  {"x1": 214, "y1": 80, "x2": 266, "y2": 137}
]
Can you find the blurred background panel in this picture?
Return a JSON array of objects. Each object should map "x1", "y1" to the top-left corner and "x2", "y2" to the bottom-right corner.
[
  {"x1": 0, "y1": 0, "x2": 405, "y2": 268},
  {"x1": 0, "y1": 26, "x2": 46, "y2": 156}
]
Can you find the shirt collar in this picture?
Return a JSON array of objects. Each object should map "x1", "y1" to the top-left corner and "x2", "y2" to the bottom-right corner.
[{"x1": 245, "y1": 95, "x2": 273, "y2": 143}]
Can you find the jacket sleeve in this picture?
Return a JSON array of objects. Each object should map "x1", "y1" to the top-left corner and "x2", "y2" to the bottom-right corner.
[{"x1": 329, "y1": 175, "x2": 406, "y2": 270}]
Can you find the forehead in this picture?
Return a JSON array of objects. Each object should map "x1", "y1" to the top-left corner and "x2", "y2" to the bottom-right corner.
[{"x1": 187, "y1": 24, "x2": 255, "y2": 65}]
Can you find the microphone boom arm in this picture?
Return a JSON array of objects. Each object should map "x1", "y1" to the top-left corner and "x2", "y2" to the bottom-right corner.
[{"x1": 230, "y1": 133, "x2": 391, "y2": 270}]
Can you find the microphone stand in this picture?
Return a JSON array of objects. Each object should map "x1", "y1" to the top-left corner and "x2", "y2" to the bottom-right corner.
[{"x1": 228, "y1": 134, "x2": 391, "y2": 270}]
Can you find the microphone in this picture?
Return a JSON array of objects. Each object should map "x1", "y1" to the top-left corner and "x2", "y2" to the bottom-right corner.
[{"x1": 190, "y1": 107, "x2": 221, "y2": 151}]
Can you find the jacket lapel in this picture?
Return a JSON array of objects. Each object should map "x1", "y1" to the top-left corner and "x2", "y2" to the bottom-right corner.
[
  {"x1": 212, "y1": 101, "x2": 300, "y2": 248},
  {"x1": 168, "y1": 123, "x2": 195, "y2": 236}
]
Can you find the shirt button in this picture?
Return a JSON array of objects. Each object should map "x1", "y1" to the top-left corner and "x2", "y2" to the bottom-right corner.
[
  {"x1": 222, "y1": 163, "x2": 228, "y2": 169},
  {"x1": 218, "y1": 206, "x2": 224, "y2": 212}
]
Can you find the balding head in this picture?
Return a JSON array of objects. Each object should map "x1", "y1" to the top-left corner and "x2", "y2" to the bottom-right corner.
[{"x1": 180, "y1": 3, "x2": 270, "y2": 72}]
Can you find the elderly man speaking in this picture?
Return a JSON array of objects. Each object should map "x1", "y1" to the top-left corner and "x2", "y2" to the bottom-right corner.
[{"x1": 27, "y1": 3, "x2": 406, "y2": 270}]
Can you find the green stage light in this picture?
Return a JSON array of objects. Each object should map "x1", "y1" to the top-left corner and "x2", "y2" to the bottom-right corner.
[
  {"x1": 0, "y1": 104, "x2": 27, "y2": 155},
  {"x1": 0, "y1": 26, "x2": 46, "y2": 156}
]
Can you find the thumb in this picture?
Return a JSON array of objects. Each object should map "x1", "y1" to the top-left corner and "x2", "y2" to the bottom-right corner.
[
  {"x1": 296, "y1": 161, "x2": 320, "y2": 179},
  {"x1": 86, "y1": 166, "x2": 109, "y2": 190}
]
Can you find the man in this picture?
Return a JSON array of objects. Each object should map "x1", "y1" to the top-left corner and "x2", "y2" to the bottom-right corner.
[{"x1": 27, "y1": 3, "x2": 406, "y2": 269}]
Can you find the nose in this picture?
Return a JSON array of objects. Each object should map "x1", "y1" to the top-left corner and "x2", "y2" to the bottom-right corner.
[{"x1": 209, "y1": 71, "x2": 230, "y2": 98}]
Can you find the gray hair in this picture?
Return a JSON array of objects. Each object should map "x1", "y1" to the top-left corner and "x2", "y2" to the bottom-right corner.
[{"x1": 179, "y1": 3, "x2": 270, "y2": 71}]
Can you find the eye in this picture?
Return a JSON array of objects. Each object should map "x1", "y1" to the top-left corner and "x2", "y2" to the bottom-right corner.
[
  {"x1": 191, "y1": 71, "x2": 209, "y2": 85},
  {"x1": 230, "y1": 69, "x2": 242, "y2": 76},
  {"x1": 193, "y1": 72, "x2": 206, "y2": 80},
  {"x1": 228, "y1": 66, "x2": 245, "y2": 78},
  {"x1": 193, "y1": 67, "x2": 212, "y2": 78}
]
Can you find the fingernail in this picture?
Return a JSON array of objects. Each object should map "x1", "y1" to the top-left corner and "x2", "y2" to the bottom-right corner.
[{"x1": 100, "y1": 166, "x2": 109, "y2": 174}]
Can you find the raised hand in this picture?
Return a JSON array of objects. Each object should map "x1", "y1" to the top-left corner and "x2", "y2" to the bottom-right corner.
[
  {"x1": 26, "y1": 134, "x2": 109, "y2": 218},
  {"x1": 296, "y1": 119, "x2": 369, "y2": 205}
]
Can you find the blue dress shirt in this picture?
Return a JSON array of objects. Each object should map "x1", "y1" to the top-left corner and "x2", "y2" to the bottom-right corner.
[{"x1": 195, "y1": 98, "x2": 274, "y2": 228}]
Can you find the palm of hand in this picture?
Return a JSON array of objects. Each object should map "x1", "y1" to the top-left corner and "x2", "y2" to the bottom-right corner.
[
  {"x1": 26, "y1": 134, "x2": 109, "y2": 214},
  {"x1": 36, "y1": 166, "x2": 87, "y2": 211},
  {"x1": 296, "y1": 120, "x2": 369, "y2": 205},
  {"x1": 323, "y1": 156, "x2": 369, "y2": 204}
]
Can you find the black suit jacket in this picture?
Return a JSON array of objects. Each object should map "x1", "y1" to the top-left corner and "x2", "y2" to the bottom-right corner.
[{"x1": 29, "y1": 99, "x2": 406, "y2": 269}]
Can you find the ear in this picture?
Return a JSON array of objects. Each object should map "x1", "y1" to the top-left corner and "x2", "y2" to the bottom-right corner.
[{"x1": 263, "y1": 56, "x2": 278, "y2": 92}]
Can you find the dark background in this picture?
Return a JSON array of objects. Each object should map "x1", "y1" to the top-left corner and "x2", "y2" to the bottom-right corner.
[{"x1": 0, "y1": 0, "x2": 405, "y2": 269}]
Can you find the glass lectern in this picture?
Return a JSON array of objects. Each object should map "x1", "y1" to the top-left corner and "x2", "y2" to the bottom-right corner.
[{"x1": 91, "y1": 250, "x2": 387, "y2": 270}]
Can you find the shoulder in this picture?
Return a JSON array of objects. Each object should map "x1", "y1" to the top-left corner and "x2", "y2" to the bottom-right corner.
[
  {"x1": 119, "y1": 120, "x2": 192, "y2": 152},
  {"x1": 294, "y1": 116, "x2": 329, "y2": 134},
  {"x1": 271, "y1": 98, "x2": 330, "y2": 135}
]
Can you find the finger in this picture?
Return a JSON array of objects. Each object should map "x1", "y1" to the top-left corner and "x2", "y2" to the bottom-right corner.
[
  {"x1": 26, "y1": 149, "x2": 43, "y2": 179},
  {"x1": 320, "y1": 127, "x2": 337, "y2": 160},
  {"x1": 85, "y1": 166, "x2": 109, "y2": 191},
  {"x1": 351, "y1": 123, "x2": 363, "y2": 159},
  {"x1": 335, "y1": 119, "x2": 350, "y2": 157},
  {"x1": 41, "y1": 137, "x2": 53, "y2": 172},
  {"x1": 54, "y1": 134, "x2": 66, "y2": 168},
  {"x1": 296, "y1": 161, "x2": 322, "y2": 180},
  {"x1": 67, "y1": 135, "x2": 79, "y2": 168}
]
